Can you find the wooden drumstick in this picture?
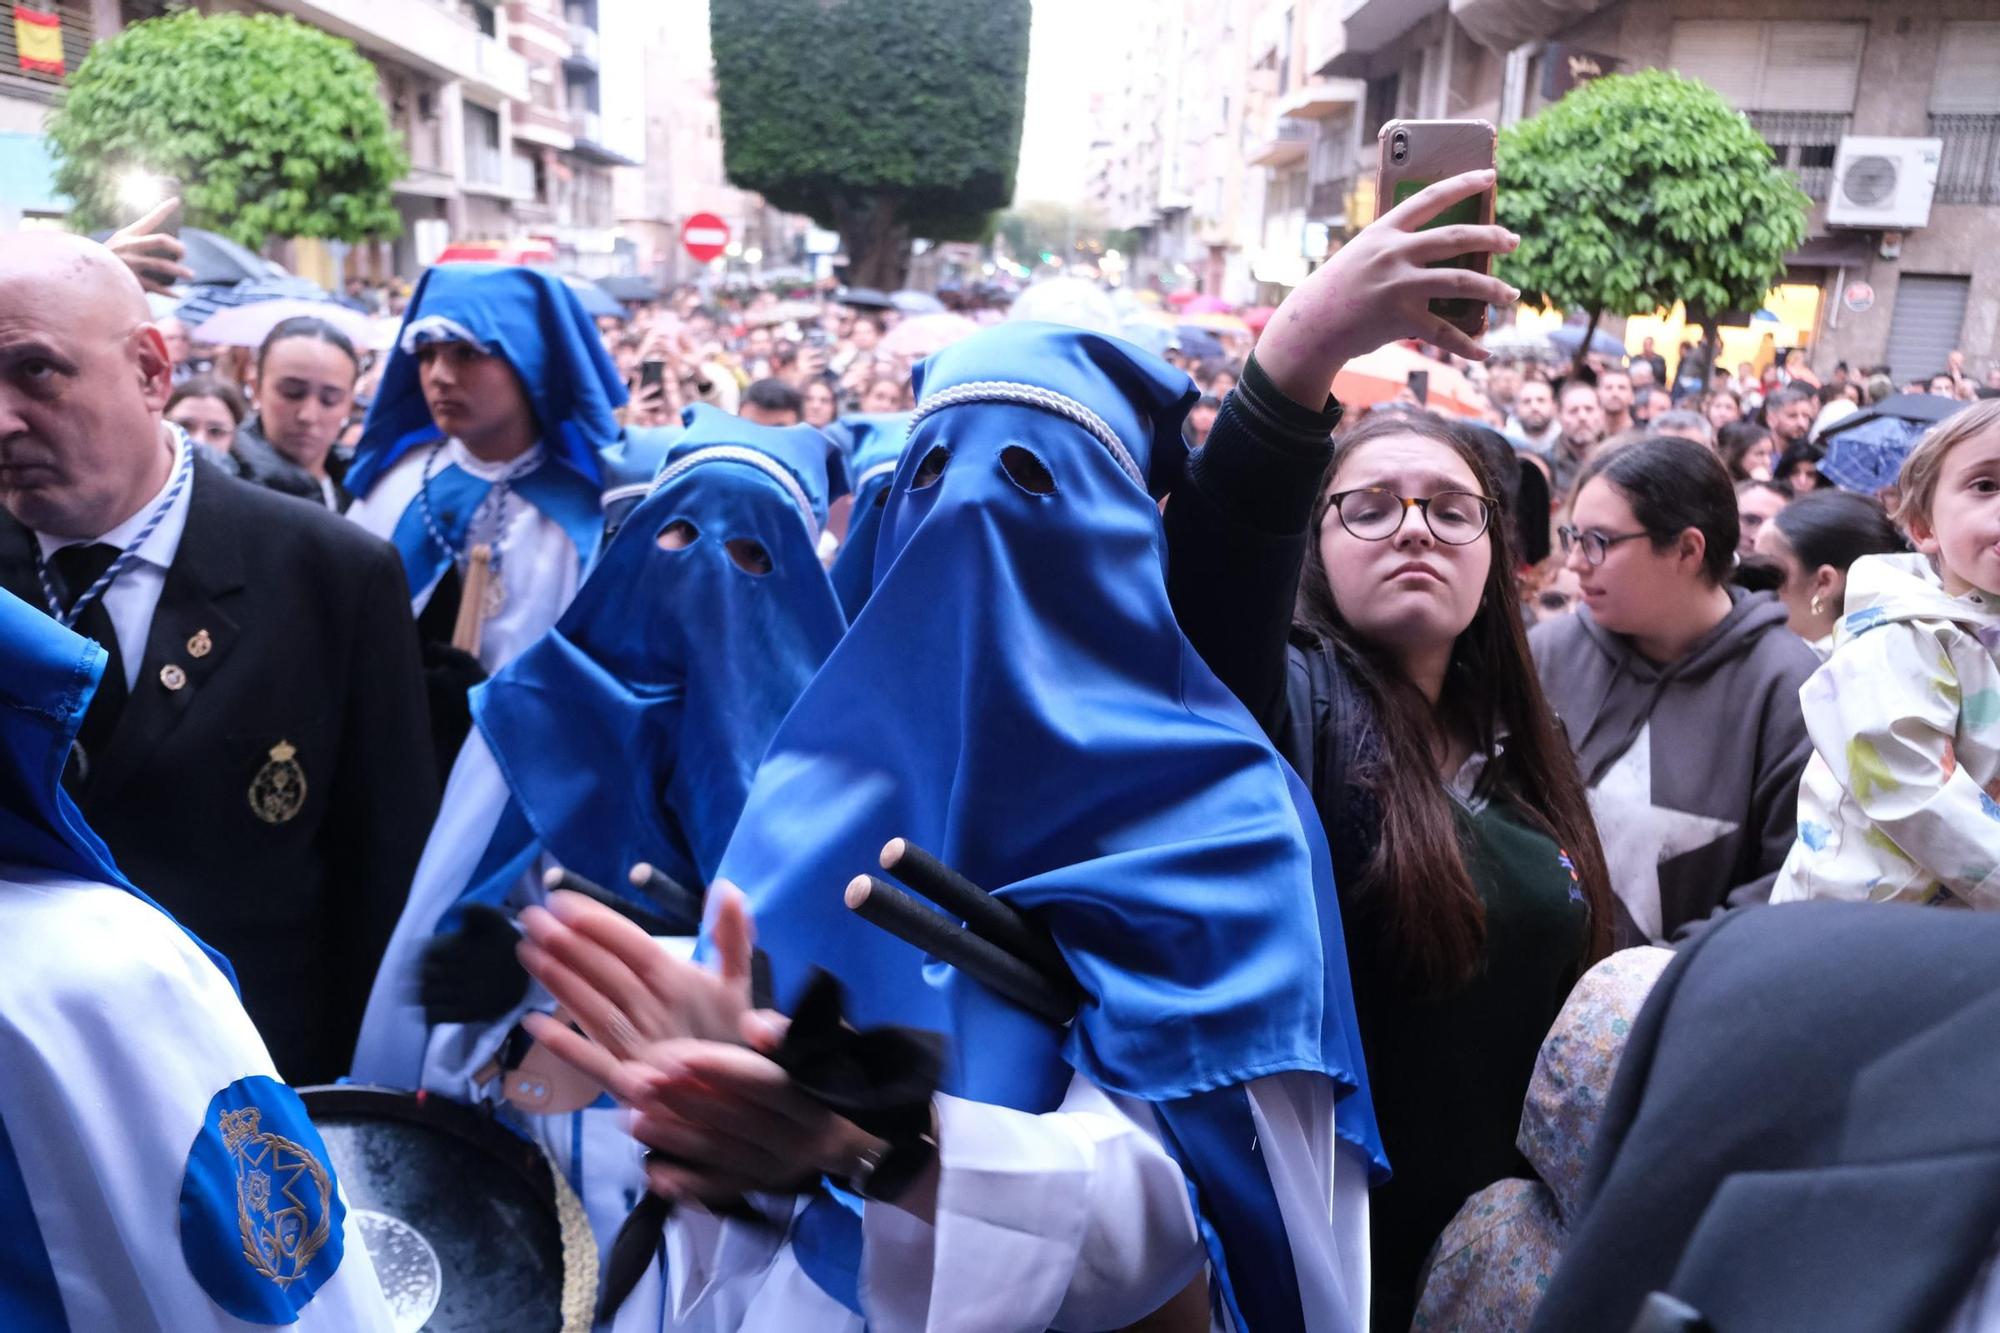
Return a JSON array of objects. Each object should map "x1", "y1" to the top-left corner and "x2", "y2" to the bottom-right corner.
[
  {"x1": 627, "y1": 862, "x2": 704, "y2": 933},
  {"x1": 452, "y1": 543, "x2": 493, "y2": 656},
  {"x1": 878, "y1": 838, "x2": 1070, "y2": 986},
  {"x1": 844, "y1": 875, "x2": 1073, "y2": 1026}
]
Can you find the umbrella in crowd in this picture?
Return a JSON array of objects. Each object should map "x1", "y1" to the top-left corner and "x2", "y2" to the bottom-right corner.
[
  {"x1": 1180, "y1": 310, "x2": 1251, "y2": 335},
  {"x1": 744, "y1": 299, "x2": 823, "y2": 327},
  {"x1": 1336, "y1": 341, "x2": 1486, "y2": 417},
  {"x1": 839, "y1": 286, "x2": 896, "y2": 310},
  {"x1": 170, "y1": 227, "x2": 287, "y2": 287},
  {"x1": 1183, "y1": 294, "x2": 1234, "y2": 315},
  {"x1": 880, "y1": 311, "x2": 980, "y2": 359},
  {"x1": 1546, "y1": 323, "x2": 1629, "y2": 362},
  {"x1": 1164, "y1": 289, "x2": 1199, "y2": 308},
  {"x1": 1817, "y1": 393, "x2": 1969, "y2": 495},
  {"x1": 174, "y1": 274, "x2": 332, "y2": 328},
  {"x1": 1175, "y1": 325, "x2": 1226, "y2": 361},
  {"x1": 191, "y1": 296, "x2": 377, "y2": 351},
  {"x1": 1243, "y1": 306, "x2": 1278, "y2": 334},
  {"x1": 890, "y1": 289, "x2": 946, "y2": 315},
  {"x1": 597, "y1": 274, "x2": 663, "y2": 303},
  {"x1": 560, "y1": 276, "x2": 625, "y2": 321},
  {"x1": 1481, "y1": 325, "x2": 1558, "y2": 360}
]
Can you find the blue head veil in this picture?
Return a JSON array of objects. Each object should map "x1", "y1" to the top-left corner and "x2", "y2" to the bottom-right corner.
[
  {"x1": 717, "y1": 323, "x2": 1382, "y2": 1327},
  {"x1": 348, "y1": 264, "x2": 629, "y2": 497},
  {"x1": 0, "y1": 589, "x2": 236, "y2": 986},
  {"x1": 826, "y1": 412, "x2": 913, "y2": 620},
  {"x1": 457, "y1": 404, "x2": 845, "y2": 915}
]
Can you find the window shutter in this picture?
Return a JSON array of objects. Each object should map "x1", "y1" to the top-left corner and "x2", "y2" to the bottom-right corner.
[
  {"x1": 1758, "y1": 22, "x2": 1864, "y2": 112},
  {"x1": 1932, "y1": 22, "x2": 2000, "y2": 114},
  {"x1": 1668, "y1": 20, "x2": 1762, "y2": 108}
]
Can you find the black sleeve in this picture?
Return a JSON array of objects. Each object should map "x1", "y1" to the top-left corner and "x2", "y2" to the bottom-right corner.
[
  {"x1": 324, "y1": 540, "x2": 442, "y2": 1067},
  {"x1": 1163, "y1": 352, "x2": 1342, "y2": 737}
]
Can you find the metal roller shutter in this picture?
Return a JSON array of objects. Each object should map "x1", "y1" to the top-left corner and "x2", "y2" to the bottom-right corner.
[{"x1": 1883, "y1": 274, "x2": 1972, "y2": 383}]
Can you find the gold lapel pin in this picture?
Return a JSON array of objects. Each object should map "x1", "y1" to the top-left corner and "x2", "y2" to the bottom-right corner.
[
  {"x1": 159, "y1": 664, "x2": 187, "y2": 691},
  {"x1": 187, "y1": 629, "x2": 213, "y2": 658}
]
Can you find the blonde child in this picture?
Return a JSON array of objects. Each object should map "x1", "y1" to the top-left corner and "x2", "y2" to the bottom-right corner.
[{"x1": 1774, "y1": 399, "x2": 2000, "y2": 907}]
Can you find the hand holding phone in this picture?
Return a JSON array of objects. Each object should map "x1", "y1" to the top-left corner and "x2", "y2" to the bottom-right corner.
[
  {"x1": 1376, "y1": 119, "x2": 1499, "y2": 340},
  {"x1": 1249, "y1": 169, "x2": 1519, "y2": 409},
  {"x1": 104, "y1": 196, "x2": 192, "y2": 295}
]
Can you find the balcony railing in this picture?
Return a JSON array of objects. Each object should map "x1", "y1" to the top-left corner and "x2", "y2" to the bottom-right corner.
[
  {"x1": 1746, "y1": 110, "x2": 1850, "y2": 201},
  {"x1": 566, "y1": 22, "x2": 599, "y2": 66},
  {"x1": 1932, "y1": 113, "x2": 2000, "y2": 205}
]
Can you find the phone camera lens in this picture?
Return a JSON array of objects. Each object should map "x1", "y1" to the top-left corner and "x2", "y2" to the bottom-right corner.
[{"x1": 1391, "y1": 131, "x2": 1408, "y2": 162}]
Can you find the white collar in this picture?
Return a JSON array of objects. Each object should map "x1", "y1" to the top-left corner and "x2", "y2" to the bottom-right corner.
[
  {"x1": 34, "y1": 427, "x2": 193, "y2": 572},
  {"x1": 445, "y1": 437, "x2": 545, "y2": 484}
]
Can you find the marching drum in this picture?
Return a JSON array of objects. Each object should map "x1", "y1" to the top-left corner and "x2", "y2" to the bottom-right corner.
[{"x1": 299, "y1": 1085, "x2": 597, "y2": 1332}]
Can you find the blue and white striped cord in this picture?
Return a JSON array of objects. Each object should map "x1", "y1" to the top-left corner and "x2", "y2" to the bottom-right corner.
[
  {"x1": 35, "y1": 425, "x2": 195, "y2": 628},
  {"x1": 907, "y1": 381, "x2": 1146, "y2": 489}
]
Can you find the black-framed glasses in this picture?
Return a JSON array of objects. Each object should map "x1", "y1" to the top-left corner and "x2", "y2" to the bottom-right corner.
[
  {"x1": 1557, "y1": 525, "x2": 1651, "y2": 567},
  {"x1": 1327, "y1": 488, "x2": 1495, "y2": 545}
]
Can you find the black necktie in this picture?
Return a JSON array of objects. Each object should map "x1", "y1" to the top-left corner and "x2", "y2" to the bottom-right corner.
[{"x1": 50, "y1": 542, "x2": 129, "y2": 782}]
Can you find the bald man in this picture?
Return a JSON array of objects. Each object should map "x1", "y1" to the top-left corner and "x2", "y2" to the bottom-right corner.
[{"x1": 0, "y1": 233, "x2": 438, "y2": 1083}]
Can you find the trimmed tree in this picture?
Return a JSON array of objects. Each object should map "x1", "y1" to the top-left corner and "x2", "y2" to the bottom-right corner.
[
  {"x1": 48, "y1": 11, "x2": 406, "y2": 248},
  {"x1": 710, "y1": 0, "x2": 1030, "y2": 291},
  {"x1": 1497, "y1": 68, "x2": 1810, "y2": 383}
]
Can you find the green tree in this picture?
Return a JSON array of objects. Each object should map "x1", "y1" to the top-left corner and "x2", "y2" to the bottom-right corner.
[
  {"x1": 710, "y1": 0, "x2": 1030, "y2": 291},
  {"x1": 1497, "y1": 69, "x2": 1810, "y2": 381},
  {"x1": 48, "y1": 11, "x2": 406, "y2": 248}
]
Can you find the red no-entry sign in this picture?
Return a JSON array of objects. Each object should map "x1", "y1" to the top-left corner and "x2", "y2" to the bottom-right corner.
[{"x1": 681, "y1": 213, "x2": 731, "y2": 264}]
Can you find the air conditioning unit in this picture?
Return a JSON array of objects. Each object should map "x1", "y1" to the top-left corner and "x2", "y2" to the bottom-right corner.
[{"x1": 1825, "y1": 137, "x2": 1943, "y2": 230}]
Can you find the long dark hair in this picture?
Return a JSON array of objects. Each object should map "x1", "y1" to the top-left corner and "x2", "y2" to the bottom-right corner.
[{"x1": 1299, "y1": 413, "x2": 1613, "y2": 991}]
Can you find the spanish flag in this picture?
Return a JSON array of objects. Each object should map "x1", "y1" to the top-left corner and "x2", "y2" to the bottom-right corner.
[{"x1": 15, "y1": 6, "x2": 63, "y2": 77}]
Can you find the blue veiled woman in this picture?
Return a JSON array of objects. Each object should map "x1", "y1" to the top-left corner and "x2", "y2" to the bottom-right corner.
[
  {"x1": 350, "y1": 408, "x2": 846, "y2": 1327},
  {"x1": 513, "y1": 324, "x2": 1383, "y2": 1333},
  {"x1": 345, "y1": 264, "x2": 630, "y2": 677}
]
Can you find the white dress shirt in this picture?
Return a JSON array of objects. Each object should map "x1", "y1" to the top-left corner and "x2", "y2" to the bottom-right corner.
[{"x1": 32, "y1": 430, "x2": 192, "y2": 692}]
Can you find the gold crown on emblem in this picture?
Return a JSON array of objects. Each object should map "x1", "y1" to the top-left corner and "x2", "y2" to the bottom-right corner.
[
  {"x1": 220, "y1": 1106, "x2": 262, "y2": 1153},
  {"x1": 270, "y1": 741, "x2": 296, "y2": 764}
]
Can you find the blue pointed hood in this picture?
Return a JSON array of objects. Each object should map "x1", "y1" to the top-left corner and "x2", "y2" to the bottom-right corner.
[
  {"x1": 468, "y1": 405, "x2": 847, "y2": 901},
  {"x1": 716, "y1": 323, "x2": 1382, "y2": 1323},
  {"x1": 0, "y1": 588, "x2": 235, "y2": 985},
  {"x1": 827, "y1": 412, "x2": 913, "y2": 619},
  {"x1": 348, "y1": 264, "x2": 629, "y2": 497}
]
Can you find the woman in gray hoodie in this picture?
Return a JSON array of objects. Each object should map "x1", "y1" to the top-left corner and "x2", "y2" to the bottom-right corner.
[{"x1": 1531, "y1": 436, "x2": 1821, "y2": 946}]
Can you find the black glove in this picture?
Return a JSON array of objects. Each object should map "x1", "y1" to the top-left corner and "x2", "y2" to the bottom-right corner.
[{"x1": 419, "y1": 904, "x2": 530, "y2": 1025}]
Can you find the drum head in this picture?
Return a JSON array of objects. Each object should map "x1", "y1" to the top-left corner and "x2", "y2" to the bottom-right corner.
[{"x1": 301, "y1": 1086, "x2": 596, "y2": 1332}]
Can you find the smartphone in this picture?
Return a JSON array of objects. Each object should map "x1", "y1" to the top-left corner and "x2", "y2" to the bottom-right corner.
[
  {"x1": 639, "y1": 359, "x2": 666, "y2": 391},
  {"x1": 1375, "y1": 119, "x2": 1497, "y2": 339}
]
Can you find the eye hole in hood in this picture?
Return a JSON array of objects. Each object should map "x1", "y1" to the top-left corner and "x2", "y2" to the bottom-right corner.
[
  {"x1": 1000, "y1": 445, "x2": 1057, "y2": 496},
  {"x1": 657, "y1": 519, "x2": 700, "y2": 550},
  {"x1": 911, "y1": 444, "x2": 951, "y2": 490}
]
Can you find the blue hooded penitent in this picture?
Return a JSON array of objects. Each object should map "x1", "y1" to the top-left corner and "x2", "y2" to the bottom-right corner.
[
  {"x1": 716, "y1": 323, "x2": 1384, "y2": 1329},
  {"x1": 0, "y1": 588, "x2": 234, "y2": 986},
  {"x1": 352, "y1": 407, "x2": 846, "y2": 1087},
  {"x1": 345, "y1": 264, "x2": 630, "y2": 590},
  {"x1": 826, "y1": 412, "x2": 913, "y2": 619}
]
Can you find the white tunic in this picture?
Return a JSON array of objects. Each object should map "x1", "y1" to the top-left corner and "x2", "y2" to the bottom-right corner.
[
  {"x1": 663, "y1": 1072, "x2": 1372, "y2": 1333},
  {"x1": 345, "y1": 439, "x2": 582, "y2": 674},
  {"x1": 0, "y1": 864, "x2": 393, "y2": 1332}
]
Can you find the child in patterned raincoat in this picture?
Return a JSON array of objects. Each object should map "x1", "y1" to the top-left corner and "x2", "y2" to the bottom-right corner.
[{"x1": 1774, "y1": 400, "x2": 2000, "y2": 907}]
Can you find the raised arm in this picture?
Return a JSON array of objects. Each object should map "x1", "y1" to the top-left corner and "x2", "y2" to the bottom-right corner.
[{"x1": 1165, "y1": 171, "x2": 1518, "y2": 734}]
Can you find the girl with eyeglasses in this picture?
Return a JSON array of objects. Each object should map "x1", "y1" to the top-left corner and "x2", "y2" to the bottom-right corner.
[
  {"x1": 1532, "y1": 436, "x2": 1819, "y2": 948},
  {"x1": 1165, "y1": 168, "x2": 1614, "y2": 1333}
]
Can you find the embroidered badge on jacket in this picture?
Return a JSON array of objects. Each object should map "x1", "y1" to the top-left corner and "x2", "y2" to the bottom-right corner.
[
  {"x1": 180, "y1": 1075, "x2": 346, "y2": 1321},
  {"x1": 250, "y1": 741, "x2": 308, "y2": 824}
]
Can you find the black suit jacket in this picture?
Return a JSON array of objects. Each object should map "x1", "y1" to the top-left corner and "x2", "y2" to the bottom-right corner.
[
  {"x1": 1530, "y1": 902, "x2": 2000, "y2": 1333},
  {"x1": 0, "y1": 460, "x2": 438, "y2": 1083}
]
